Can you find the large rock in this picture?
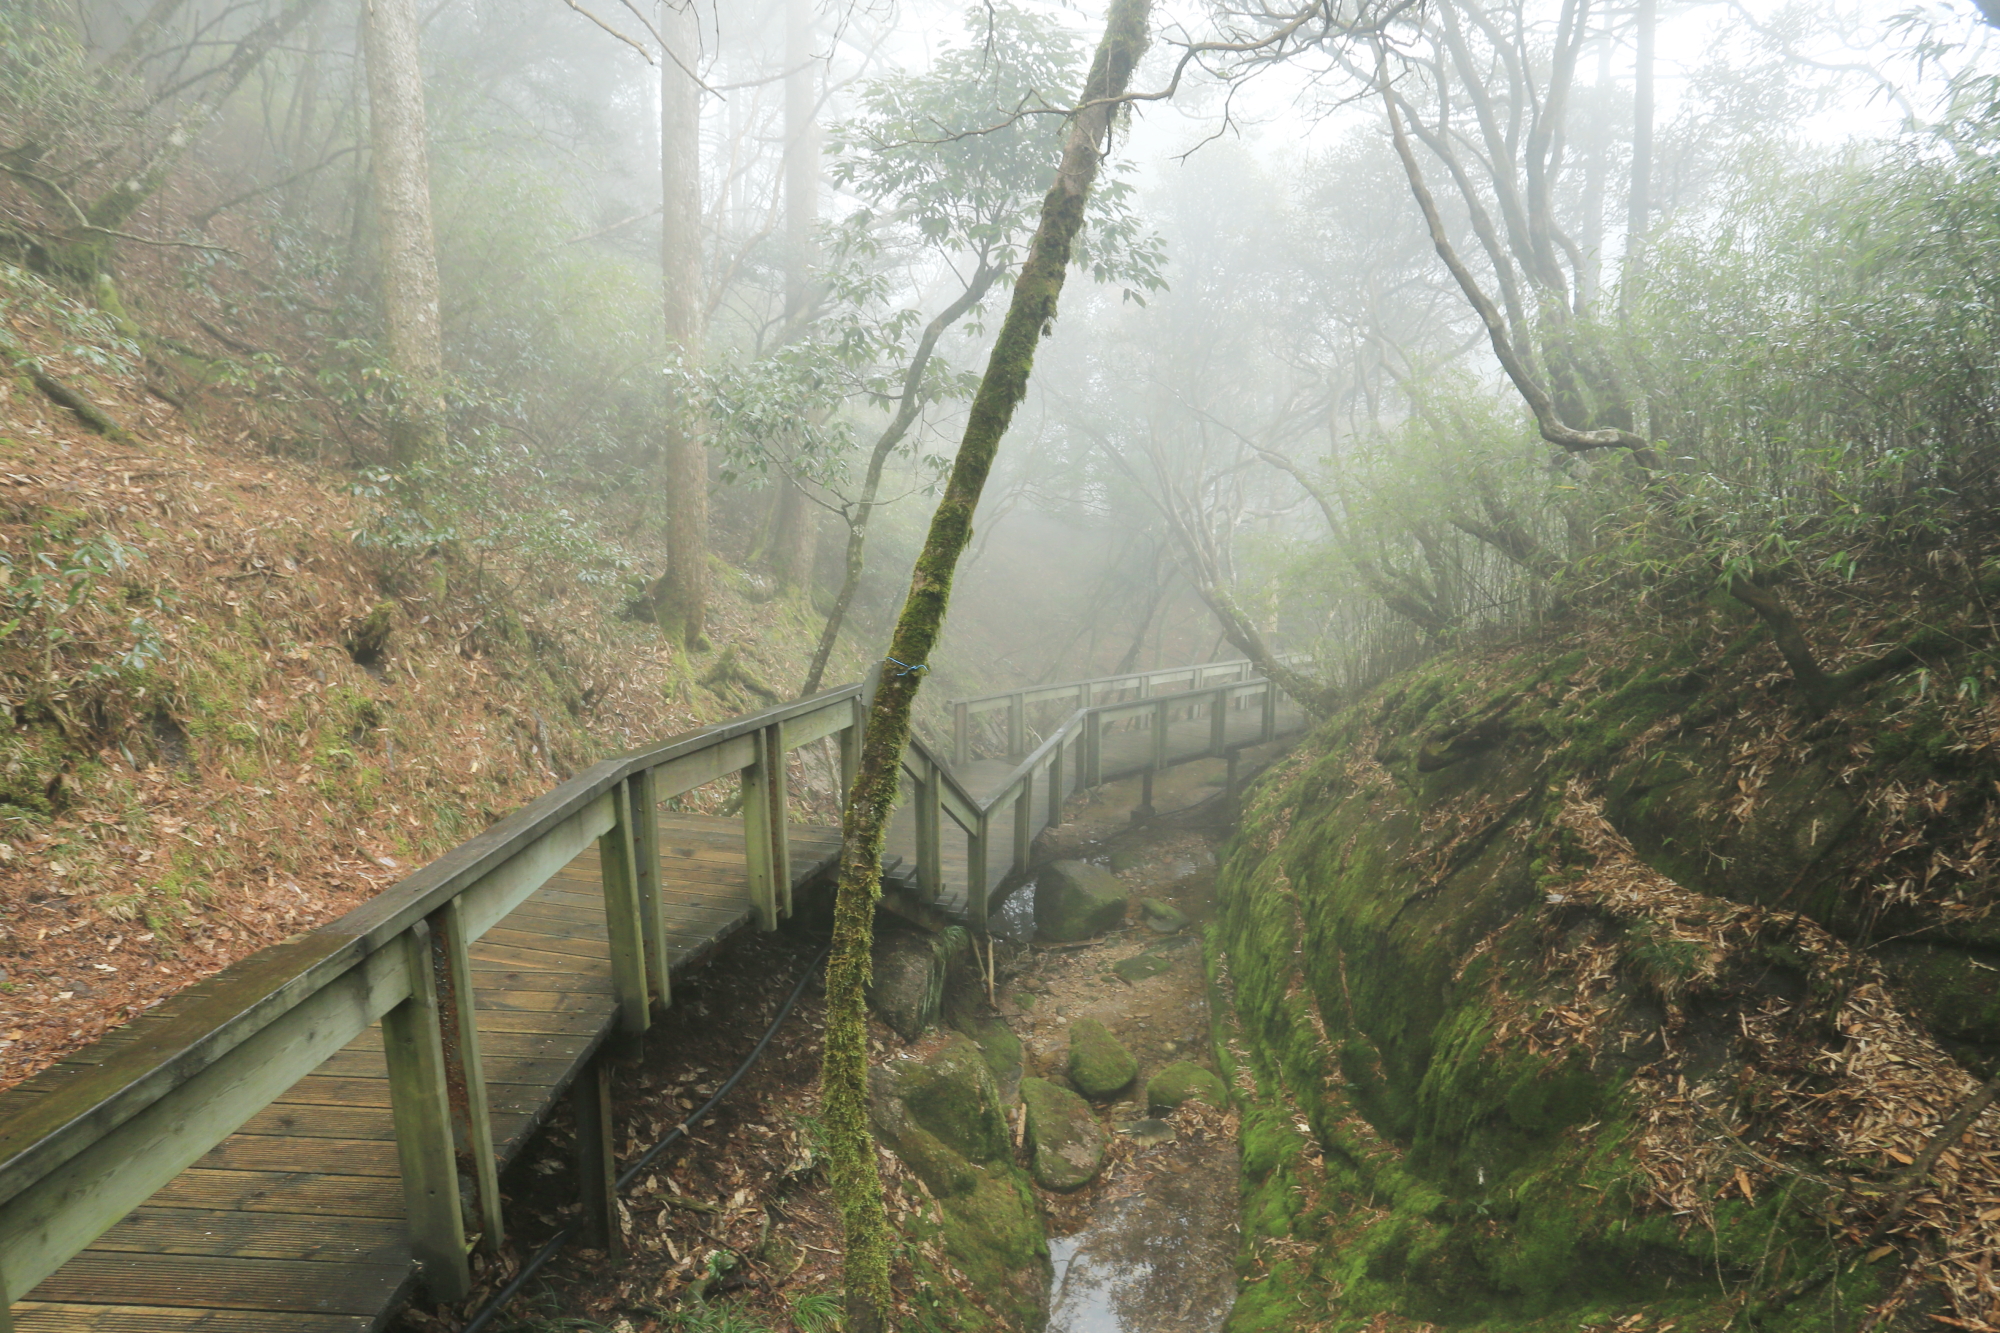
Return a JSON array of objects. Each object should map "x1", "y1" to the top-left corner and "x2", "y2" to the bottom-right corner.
[
  {"x1": 1067, "y1": 1018, "x2": 1138, "y2": 1098},
  {"x1": 869, "y1": 1036, "x2": 1049, "y2": 1328},
  {"x1": 867, "y1": 926, "x2": 967, "y2": 1041},
  {"x1": 1146, "y1": 1061, "x2": 1228, "y2": 1114},
  {"x1": 953, "y1": 1014, "x2": 1025, "y2": 1103},
  {"x1": 1035, "y1": 860, "x2": 1127, "y2": 941},
  {"x1": 1020, "y1": 1077, "x2": 1107, "y2": 1191}
]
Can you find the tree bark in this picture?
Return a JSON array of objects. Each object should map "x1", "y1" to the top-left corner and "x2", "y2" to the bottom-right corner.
[
  {"x1": 1620, "y1": 0, "x2": 1655, "y2": 315},
  {"x1": 363, "y1": 0, "x2": 445, "y2": 468},
  {"x1": 784, "y1": 0, "x2": 817, "y2": 326},
  {"x1": 819, "y1": 4, "x2": 1151, "y2": 1328},
  {"x1": 650, "y1": 0, "x2": 708, "y2": 648},
  {"x1": 771, "y1": 480, "x2": 819, "y2": 593}
]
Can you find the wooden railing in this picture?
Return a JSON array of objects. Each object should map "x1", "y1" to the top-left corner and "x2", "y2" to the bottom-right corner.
[
  {"x1": 907, "y1": 663, "x2": 1305, "y2": 931},
  {"x1": 0, "y1": 652, "x2": 1307, "y2": 1329},
  {"x1": 0, "y1": 684, "x2": 865, "y2": 1328},
  {"x1": 949, "y1": 658, "x2": 1271, "y2": 766}
]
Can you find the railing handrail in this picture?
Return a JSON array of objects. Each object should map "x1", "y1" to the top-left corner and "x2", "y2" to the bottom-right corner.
[
  {"x1": 0, "y1": 683, "x2": 865, "y2": 1214},
  {"x1": 0, "y1": 653, "x2": 1304, "y2": 1318},
  {"x1": 946, "y1": 655, "x2": 1276, "y2": 715},
  {"x1": 966, "y1": 676, "x2": 1276, "y2": 815}
]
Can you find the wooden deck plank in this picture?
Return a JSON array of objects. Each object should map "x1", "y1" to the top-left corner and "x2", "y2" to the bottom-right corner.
[
  {"x1": 27, "y1": 1252, "x2": 407, "y2": 1314},
  {"x1": 5, "y1": 801, "x2": 853, "y2": 1331},
  {"x1": 83, "y1": 1208, "x2": 407, "y2": 1264},
  {"x1": 12, "y1": 1304, "x2": 372, "y2": 1332}
]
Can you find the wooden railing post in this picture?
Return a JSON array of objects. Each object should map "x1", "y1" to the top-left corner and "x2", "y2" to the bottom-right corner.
[
  {"x1": 1261, "y1": 682, "x2": 1278, "y2": 743},
  {"x1": 629, "y1": 767, "x2": 670, "y2": 1013},
  {"x1": 967, "y1": 812, "x2": 990, "y2": 932},
  {"x1": 1209, "y1": 684, "x2": 1228, "y2": 756},
  {"x1": 741, "y1": 739, "x2": 779, "y2": 930},
  {"x1": 917, "y1": 759, "x2": 942, "y2": 900},
  {"x1": 1152, "y1": 697, "x2": 1170, "y2": 771},
  {"x1": 427, "y1": 897, "x2": 503, "y2": 1250},
  {"x1": 953, "y1": 702, "x2": 969, "y2": 767},
  {"x1": 1080, "y1": 680, "x2": 1093, "y2": 710},
  {"x1": 600, "y1": 780, "x2": 650, "y2": 1036},
  {"x1": 1086, "y1": 710, "x2": 1103, "y2": 787},
  {"x1": 571, "y1": 1057, "x2": 620, "y2": 1259},
  {"x1": 763, "y1": 723, "x2": 793, "y2": 919},
  {"x1": 1049, "y1": 737, "x2": 1065, "y2": 829},
  {"x1": 384, "y1": 920, "x2": 474, "y2": 1302},
  {"x1": 1013, "y1": 771, "x2": 1035, "y2": 878},
  {"x1": 840, "y1": 697, "x2": 863, "y2": 806},
  {"x1": 1006, "y1": 693, "x2": 1025, "y2": 759}
]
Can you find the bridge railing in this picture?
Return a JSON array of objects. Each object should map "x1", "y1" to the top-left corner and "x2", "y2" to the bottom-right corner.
[
  {"x1": 0, "y1": 684, "x2": 865, "y2": 1327},
  {"x1": 911, "y1": 666, "x2": 1304, "y2": 930},
  {"x1": 947, "y1": 655, "x2": 1303, "y2": 766},
  {"x1": 0, "y1": 652, "x2": 1309, "y2": 1328}
]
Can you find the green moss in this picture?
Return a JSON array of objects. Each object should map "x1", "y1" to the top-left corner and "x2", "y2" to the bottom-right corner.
[
  {"x1": 1067, "y1": 1018, "x2": 1137, "y2": 1098},
  {"x1": 1145, "y1": 1060, "x2": 1227, "y2": 1113},
  {"x1": 1208, "y1": 638, "x2": 1905, "y2": 1331}
]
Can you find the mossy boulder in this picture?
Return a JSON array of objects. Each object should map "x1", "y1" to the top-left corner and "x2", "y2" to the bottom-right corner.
[
  {"x1": 1020, "y1": 1076, "x2": 1107, "y2": 1191},
  {"x1": 953, "y1": 1014, "x2": 1025, "y2": 1102},
  {"x1": 1145, "y1": 1061, "x2": 1227, "y2": 1114},
  {"x1": 1035, "y1": 859, "x2": 1127, "y2": 941},
  {"x1": 867, "y1": 926, "x2": 968, "y2": 1041},
  {"x1": 1140, "y1": 897, "x2": 1190, "y2": 933},
  {"x1": 869, "y1": 1036, "x2": 1049, "y2": 1328},
  {"x1": 1067, "y1": 1018, "x2": 1137, "y2": 1098}
]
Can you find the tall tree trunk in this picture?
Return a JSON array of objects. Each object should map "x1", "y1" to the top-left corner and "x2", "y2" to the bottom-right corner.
[
  {"x1": 363, "y1": 0, "x2": 445, "y2": 468},
  {"x1": 784, "y1": 0, "x2": 817, "y2": 326},
  {"x1": 1619, "y1": 0, "x2": 1655, "y2": 316},
  {"x1": 649, "y1": 0, "x2": 708, "y2": 648},
  {"x1": 819, "y1": 4, "x2": 1151, "y2": 1328},
  {"x1": 773, "y1": 479, "x2": 818, "y2": 593},
  {"x1": 799, "y1": 263, "x2": 1002, "y2": 697}
]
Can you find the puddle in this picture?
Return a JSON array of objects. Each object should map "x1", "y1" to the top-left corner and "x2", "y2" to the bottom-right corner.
[
  {"x1": 994, "y1": 881, "x2": 1037, "y2": 942},
  {"x1": 1047, "y1": 1146, "x2": 1239, "y2": 1332}
]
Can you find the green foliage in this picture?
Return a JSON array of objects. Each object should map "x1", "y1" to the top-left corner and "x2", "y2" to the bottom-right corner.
[
  {"x1": 0, "y1": 529, "x2": 168, "y2": 689},
  {"x1": 787, "y1": 1290, "x2": 843, "y2": 1333},
  {"x1": 828, "y1": 3, "x2": 1165, "y2": 309}
]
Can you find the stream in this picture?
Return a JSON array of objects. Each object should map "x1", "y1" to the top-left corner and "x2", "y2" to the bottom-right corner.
[{"x1": 990, "y1": 768, "x2": 1244, "y2": 1333}]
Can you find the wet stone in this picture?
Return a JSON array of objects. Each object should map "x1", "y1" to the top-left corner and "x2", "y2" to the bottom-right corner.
[
  {"x1": 1036, "y1": 859, "x2": 1128, "y2": 941},
  {"x1": 1115, "y1": 1117, "x2": 1177, "y2": 1147},
  {"x1": 1112, "y1": 952, "x2": 1174, "y2": 983},
  {"x1": 1140, "y1": 898, "x2": 1190, "y2": 934}
]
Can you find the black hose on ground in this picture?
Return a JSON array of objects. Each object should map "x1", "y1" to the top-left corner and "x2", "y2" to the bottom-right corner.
[{"x1": 460, "y1": 942, "x2": 831, "y2": 1333}]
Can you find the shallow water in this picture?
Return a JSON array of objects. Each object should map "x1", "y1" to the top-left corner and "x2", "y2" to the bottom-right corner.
[{"x1": 1047, "y1": 1148, "x2": 1240, "y2": 1333}]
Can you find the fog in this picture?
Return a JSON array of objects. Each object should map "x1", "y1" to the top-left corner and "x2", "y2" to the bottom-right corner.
[{"x1": 5, "y1": 0, "x2": 1996, "y2": 701}]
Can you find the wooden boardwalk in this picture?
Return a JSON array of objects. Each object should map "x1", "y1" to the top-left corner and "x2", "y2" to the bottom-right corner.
[
  {"x1": 0, "y1": 659, "x2": 1304, "y2": 1333},
  {"x1": 888, "y1": 686, "x2": 1304, "y2": 921},
  {"x1": 4, "y1": 814, "x2": 841, "y2": 1332}
]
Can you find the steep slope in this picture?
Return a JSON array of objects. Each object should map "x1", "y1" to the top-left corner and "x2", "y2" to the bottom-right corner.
[
  {"x1": 1214, "y1": 575, "x2": 2000, "y2": 1332},
  {"x1": 0, "y1": 263, "x2": 875, "y2": 1091}
]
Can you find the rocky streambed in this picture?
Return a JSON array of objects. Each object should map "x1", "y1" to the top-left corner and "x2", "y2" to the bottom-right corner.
[{"x1": 867, "y1": 786, "x2": 1246, "y2": 1333}]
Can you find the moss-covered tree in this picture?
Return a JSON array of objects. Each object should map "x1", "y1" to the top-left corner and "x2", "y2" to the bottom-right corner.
[{"x1": 817, "y1": 2, "x2": 1152, "y2": 1327}]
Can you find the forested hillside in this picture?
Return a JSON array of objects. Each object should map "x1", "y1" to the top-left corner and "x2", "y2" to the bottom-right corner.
[{"x1": 4, "y1": 0, "x2": 2000, "y2": 1329}]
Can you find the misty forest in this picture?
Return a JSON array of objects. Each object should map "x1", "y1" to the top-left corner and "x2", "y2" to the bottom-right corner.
[{"x1": 2, "y1": 0, "x2": 2000, "y2": 1330}]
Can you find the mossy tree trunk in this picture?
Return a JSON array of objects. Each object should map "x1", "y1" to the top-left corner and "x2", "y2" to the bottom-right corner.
[{"x1": 818, "y1": 3, "x2": 1152, "y2": 1328}]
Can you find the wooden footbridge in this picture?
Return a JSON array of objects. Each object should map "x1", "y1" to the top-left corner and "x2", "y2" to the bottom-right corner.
[{"x1": 0, "y1": 656, "x2": 1305, "y2": 1331}]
